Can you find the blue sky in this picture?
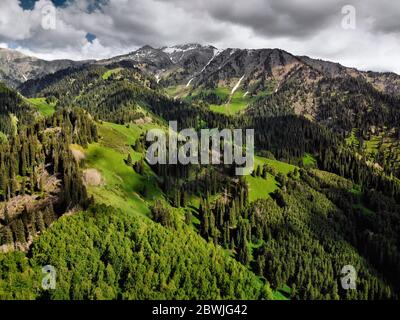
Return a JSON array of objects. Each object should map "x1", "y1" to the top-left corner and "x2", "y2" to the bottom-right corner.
[
  {"x1": 19, "y1": 0, "x2": 68, "y2": 10},
  {"x1": 19, "y1": 0, "x2": 106, "y2": 11},
  {"x1": 1, "y1": 0, "x2": 400, "y2": 74}
]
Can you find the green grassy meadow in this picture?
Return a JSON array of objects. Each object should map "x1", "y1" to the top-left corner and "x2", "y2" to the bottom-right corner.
[
  {"x1": 102, "y1": 68, "x2": 123, "y2": 80},
  {"x1": 210, "y1": 88, "x2": 251, "y2": 115},
  {"x1": 27, "y1": 97, "x2": 56, "y2": 117},
  {"x1": 246, "y1": 156, "x2": 297, "y2": 201},
  {"x1": 83, "y1": 122, "x2": 163, "y2": 215}
]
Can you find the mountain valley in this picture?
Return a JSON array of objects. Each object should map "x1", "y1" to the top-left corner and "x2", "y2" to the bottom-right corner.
[{"x1": 1, "y1": 44, "x2": 400, "y2": 300}]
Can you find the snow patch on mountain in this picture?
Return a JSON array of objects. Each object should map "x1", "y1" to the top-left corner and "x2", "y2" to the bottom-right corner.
[
  {"x1": 162, "y1": 47, "x2": 178, "y2": 55},
  {"x1": 161, "y1": 44, "x2": 201, "y2": 63},
  {"x1": 155, "y1": 69, "x2": 165, "y2": 84},
  {"x1": 162, "y1": 44, "x2": 199, "y2": 55},
  {"x1": 199, "y1": 48, "x2": 222, "y2": 75},
  {"x1": 186, "y1": 78, "x2": 194, "y2": 87},
  {"x1": 229, "y1": 49, "x2": 238, "y2": 56},
  {"x1": 231, "y1": 76, "x2": 244, "y2": 95}
]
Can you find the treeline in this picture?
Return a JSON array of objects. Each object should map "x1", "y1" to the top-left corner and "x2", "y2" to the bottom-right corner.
[
  {"x1": 65, "y1": 81, "x2": 156, "y2": 124},
  {"x1": 18, "y1": 64, "x2": 91, "y2": 97},
  {"x1": 248, "y1": 70, "x2": 400, "y2": 136},
  {"x1": 246, "y1": 71, "x2": 400, "y2": 181},
  {"x1": 21, "y1": 62, "x2": 237, "y2": 131},
  {"x1": 316, "y1": 76, "x2": 400, "y2": 134},
  {"x1": 20, "y1": 63, "x2": 161, "y2": 125}
]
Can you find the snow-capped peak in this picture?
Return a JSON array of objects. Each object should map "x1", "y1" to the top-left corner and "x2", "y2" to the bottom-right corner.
[
  {"x1": 161, "y1": 44, "x2": 201, "y2": 55},
  {"x1": 161, "y1": 44, "x2": 218, "y2": 61}
]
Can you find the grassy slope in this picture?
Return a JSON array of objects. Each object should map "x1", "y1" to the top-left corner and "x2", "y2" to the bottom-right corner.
[
  {"x1": 247, "y1": 173, "x2": 278, "y2": 202},
  {"x1": 0, "y1": 119, "x2": 276, "y2": 300},
  {"x1": 85, "y1": 122, "x2": 296, "y2": 300},
  {"x1": 273, "y1": 285, "x2": 291, "y2": 300},
  {"x1": 83, "y1": 122, "x2": 276, "y2": 299},
  {"x1": 303, "y1": 153, "x2": 317, "y2": 167},
  {"x1": 182, "y1": 155, "x2": 297, "y2": 205},
  {"x1": 84, "y1": 121, "x2": 163, "y2": 215},
  {"x1": 102, "y1": 68, "x2": 123, "y2": 80},
  {"x1": 245, "y1": 156, "x2": 297, "y2": 300},
  {"x1": 165, "y1": 85, "x2": 193, "y2": 99},
  {"x1": 27, "y1": 98, "x2": 56, "y2": 117},
  {"x1": 210, "y1": 88, "x2": 251, "y2": 115},
  {"x1": 164, "y1": 86, "x2": 252, "y2": 115},
  {"x1": 246, "y1": 156, "x2": 296, "y2": 202}
]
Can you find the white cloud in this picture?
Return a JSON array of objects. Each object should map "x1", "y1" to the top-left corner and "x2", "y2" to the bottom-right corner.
[{"x1": 0, "y1": 0, "x2": 35, "y2": 40}]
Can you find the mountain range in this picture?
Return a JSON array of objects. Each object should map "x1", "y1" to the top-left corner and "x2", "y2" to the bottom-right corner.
[
  {"x1": 10, "y1": 44, "x2": 400, "y2": 134},
  {"x1": 0, "y1": 47, "x2": 90, "y2": 88},
  {"x1": 1, "y1": 43, "x2": 400, "y2": 300},
  {"x1": 5, "y1": 43, "x2": 400, "y2": 177},
  {"x1": 3, "y1": 43, "x2": 400, "y2": 94}
]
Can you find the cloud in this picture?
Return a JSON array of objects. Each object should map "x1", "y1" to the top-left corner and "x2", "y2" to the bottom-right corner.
[
  {"x1": 161, "y1": 0, "x2": 350, "y2": 38},
  {"x1": 0, "y1": 0, "x2": 35, "y2": 40},
  {"x1": 0, "y1": 0, "x2": 400, "y2": 73}
]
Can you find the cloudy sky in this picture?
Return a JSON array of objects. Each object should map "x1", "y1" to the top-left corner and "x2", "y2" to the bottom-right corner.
[{"x1": 0, "y1": 0, "x2": 400, "y2": 73}]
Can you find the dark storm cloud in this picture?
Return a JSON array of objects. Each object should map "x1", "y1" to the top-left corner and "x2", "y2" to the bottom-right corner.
[
  {"x1": 160, "y1": 0, "x2": 350, "y2": 38},
  {"x1": 160, "y1": 0, "x2": 400, "y2": 39},
  {"x1": 357, "y1": 0, "x2": 400, "y2": 34}
]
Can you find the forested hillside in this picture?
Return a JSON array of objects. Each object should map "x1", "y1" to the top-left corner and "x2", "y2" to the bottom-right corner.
[
  {"x1": 1, "y1": 204, "x2": 272, "y2": 300},
  {"x1": 0, "y1": 105, "x2": 97, "y2": 251},
  {"x1": 1, "y1": 45, "x2": 400, "y2": 300}
]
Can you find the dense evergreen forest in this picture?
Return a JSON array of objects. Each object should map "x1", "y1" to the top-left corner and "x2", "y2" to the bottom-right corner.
[
  {"x1": 0, "y1": 106, "x2": 97, "y2": 250},
  {"x1": 1, "y1": 204, "x2": 272, "y2": 300},
  {"x1": 1, "y1": 59, "x2": 400, "y2": 301}
]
